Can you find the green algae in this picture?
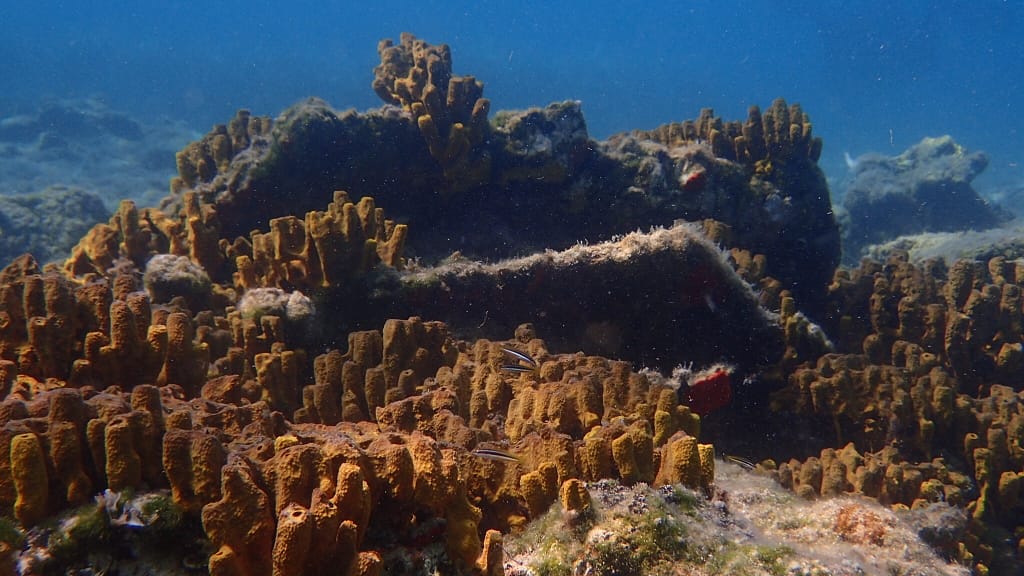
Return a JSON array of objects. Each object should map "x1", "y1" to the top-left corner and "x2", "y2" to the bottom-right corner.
[
  {"x1": 755, "y1": 545, "x2": 795, "y2": 576},
  {"x1": 511, "y1": 482, "x2": 695, "y2": 576},
  {"x1": 663, "y1": 483, "x2": 701, "y2": 515},
  {"x1": 532, "y1": 555, "x2": 572, "y2": 576},
  {"x1": 0, "y1": 516, "x2": 25, "y2": 549},
  {"x1": 44, "y1": 501, "x2": 112, "y2": 572},
  {"x1": 22, "y1": 491, "x2": 208, "y2": 576}
]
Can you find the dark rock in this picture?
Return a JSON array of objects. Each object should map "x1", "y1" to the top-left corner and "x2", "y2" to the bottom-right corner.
[
  {"x1": 902, "y1": 502, "x2": 967, "y2": 561},
  {"x1": 362, "y1": 224, "x2": 784, "y2": 373},
  {"x1": 493, "y1": 100, "x2": 592, "y2": 186}
]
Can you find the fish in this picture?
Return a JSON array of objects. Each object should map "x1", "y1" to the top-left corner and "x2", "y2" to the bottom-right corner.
[
  {"x1": 502, "y1": 346, "x2": 538, "y2": 367},
  {"x1": 501, "y1": 347, "x2": 539, "y2": 374},
  {"x1": 500, "y1": 364, "x2": 536, "y2": 373},
  {"x1": 470, "y1": 447, "x2": 520, "y2": 463},
  {"x1": 724, "y1": 454, "x2": 757, "y2": 471}
]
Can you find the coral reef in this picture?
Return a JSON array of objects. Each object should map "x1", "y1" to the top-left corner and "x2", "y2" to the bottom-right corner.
[
  {"x1": 159, "y1": 35, "x2": 839, "y2": 307},
  {"x1": 629, "y1": 98, "x2": 824, "y2": 169},
  {"x1": 760, "y1": 250, "x2": 1024, "y2": 573},
  {"x1": 57, "y1": 185, "x2": 782, "y2": 379},
  {"x1": 611, "y1": 99, "x2": 840, "y2": 305},
  {"x1": 229, "y1": 191, "x2": 408, "y2": 292},
  {"x1": 1, "y1": 180, "x2": 746, "y2": 576},
  {"x1": 64, "y1": 192, "x2": 224, "y2": 280},
  {"x1": 161, "y1": 99, "x2": 433, "y2": 242},
  {"x1": 841, "y1": 136, "x2": 1008, "y2": 262},
  {"x1": 0, "y1": 315, "x2": 718, "y2": 574},
  {"x1": 3, "y1": 31, "x2": 1020, "y2": 575},
  {"x1": 172, "y1": 109, "x2": 272, "y2": 193}
]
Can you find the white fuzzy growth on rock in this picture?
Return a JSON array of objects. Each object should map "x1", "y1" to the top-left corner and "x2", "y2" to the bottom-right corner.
[{"x1": 238, "y1": 287, "x2": 315, "y2": 323}]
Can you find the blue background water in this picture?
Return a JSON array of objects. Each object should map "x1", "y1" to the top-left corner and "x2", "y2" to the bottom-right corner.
[{"x1": 2, "y1": 0, "x2": 1021, "y2": 194}]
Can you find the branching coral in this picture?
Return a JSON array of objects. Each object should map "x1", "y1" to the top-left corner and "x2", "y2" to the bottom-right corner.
[{"x1": 373, "y1": 33, "x2": 492, "y2": 193}]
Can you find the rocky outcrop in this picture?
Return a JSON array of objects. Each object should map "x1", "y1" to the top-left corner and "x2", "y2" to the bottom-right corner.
[{"x1": 841, "y1": 136, "x2": 1008, "y2": 262}]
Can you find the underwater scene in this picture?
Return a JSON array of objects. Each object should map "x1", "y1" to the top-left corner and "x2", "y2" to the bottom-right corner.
[{"x1": 1, "y1": 2, "x2": 1023, "y2": 575}]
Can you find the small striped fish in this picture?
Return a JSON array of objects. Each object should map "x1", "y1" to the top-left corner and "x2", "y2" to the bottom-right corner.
[
  {"x1": 501, "y1": 346, "x2": 538, "y2": 374},
  {"x1": 470, "y1": 447, "x2": 520, "y2": 463},
  {"x1": 724, "y1": 454, "x2": 757, "y2": 471}
]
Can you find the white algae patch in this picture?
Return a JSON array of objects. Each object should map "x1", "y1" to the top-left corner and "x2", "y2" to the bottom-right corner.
[{"x1": 504, "y1": 460, "x2": 969, "y2": 576}]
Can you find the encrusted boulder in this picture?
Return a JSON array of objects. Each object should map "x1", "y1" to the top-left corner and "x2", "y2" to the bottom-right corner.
[
  {"x1": 608, "y1": 99, "x2": 841, "y2": 307},
  {"x1": 841, "y1": 135, "x2": 1006, "y2": 261}
]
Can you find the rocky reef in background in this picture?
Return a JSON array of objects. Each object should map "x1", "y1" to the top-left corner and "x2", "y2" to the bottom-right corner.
[
  {"x1": 0, "y1": 98, "x2": 196, "y2": 205},
  {"x1": 839, "y1": 136, "x2": 1010, "y2": 263},
  {"x1": 0, "y1": 97, "x2": 199, "y2": 266},
  {"x1": 0, "y1": 32, "x2": 1019, "y2": 575},
  {"x1": 865, "y1": 224, "x2": 1024, "y2": 265},
  {"x1": 0, "y1": 186, "x2": 109, "y2": 265}
]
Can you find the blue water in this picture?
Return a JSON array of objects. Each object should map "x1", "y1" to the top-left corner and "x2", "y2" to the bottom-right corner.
[{"x1": 2, "y1": 0, "x2": 1022, "y2": 190}]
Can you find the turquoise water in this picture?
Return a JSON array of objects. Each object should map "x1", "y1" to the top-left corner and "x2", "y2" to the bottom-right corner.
[{"x1": 2, "y1": 1, "x2": 1021, "y2": 189}]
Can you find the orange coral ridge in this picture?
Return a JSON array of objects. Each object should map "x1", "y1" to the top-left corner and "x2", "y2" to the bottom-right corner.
[
  {"x1": 64, "y1": 190, "x2": 406, "y2": 292},
  {"x1": 769, "y1": 250, "x2": 1024, "y2": 569},
  {"x1": 634, "y1": 97, "x2": 823, "y2": 168},
  {"x1": 0, "y1": 313, "x2": 713, "y2": 575}
]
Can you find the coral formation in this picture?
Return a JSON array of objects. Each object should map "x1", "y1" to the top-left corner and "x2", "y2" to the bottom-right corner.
[
  {"x1": 373, "y1": 32, "x2": 492, "y2": 193},
  {"x1": 0, "y1": 316, "x2": 719, "y2": 574},
  {"x1": 157, "y1": 35, "x2": 839, "y2": 308},
  {"x1": 760, "y1": 249, "x2": 1024, "y2": 573},
  {"x1": 64, "y1": 192, "x2": 223, "y2": 280},
  {"x1": 630, "y1": 98, "x2": 824, "y2": 169},
  {"x1": 229, "y1": 191, "x2": 408, "y2": 292},
  {"x1": 606, "y1": 99, "x2": 840, "y2": 306},
  {"x1": 172, "y1": 108, "x2": 273, "y2": 194},
  {"x1": 1, "y1": 31, "x2": 1017, "y2": 575}
]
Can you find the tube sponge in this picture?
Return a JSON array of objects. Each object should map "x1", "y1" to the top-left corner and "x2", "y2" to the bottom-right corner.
[{"x1": 11, "y1": 433, "x2": 48, "y2": 526}]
